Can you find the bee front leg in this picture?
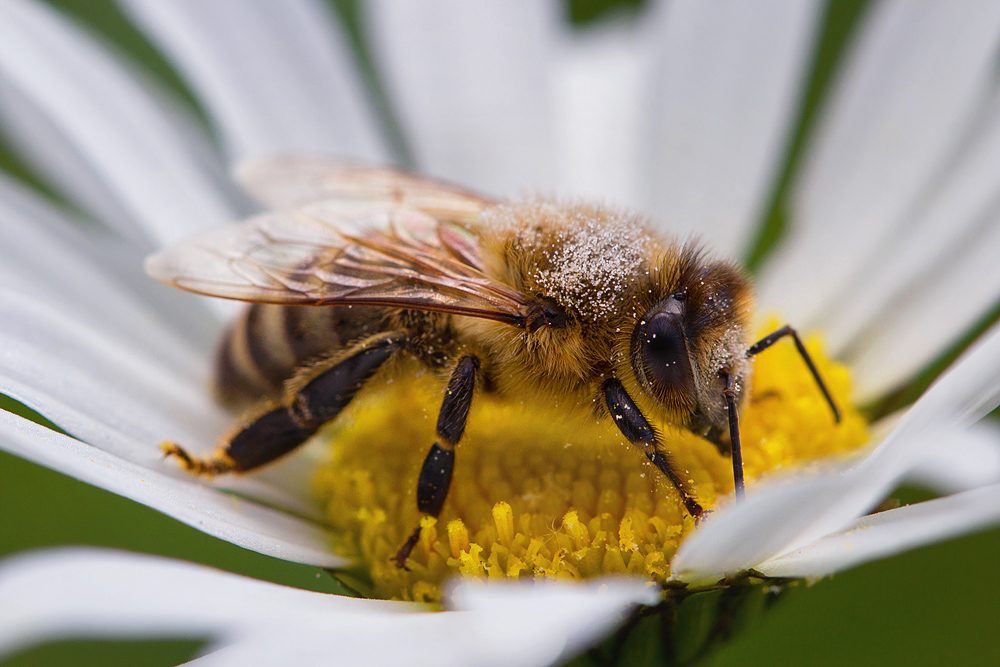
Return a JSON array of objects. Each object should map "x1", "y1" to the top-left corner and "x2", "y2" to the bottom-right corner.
[
  {"x1": 164, "y1": 333, "x2": 405, "y2": 475},
  {"x1": 719, "y1": 369, "x2": 745, "y2": 500},
  {"x1": 602, "y1": 378, "x2": 704, "y2": 518},
  {"x1": 394, "y1": 355, "x2": 479, "y2": 568}
]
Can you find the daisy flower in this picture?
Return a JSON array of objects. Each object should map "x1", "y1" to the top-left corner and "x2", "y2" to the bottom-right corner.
[{"x1": 1, "y1": 0, "x2": 1000, "y2": 665}]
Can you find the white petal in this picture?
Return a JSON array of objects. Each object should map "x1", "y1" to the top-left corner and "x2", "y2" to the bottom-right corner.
[
  {"x1": 0, "y1": 548, "x2": 653, "y2": 667},
  {"x1": 846, "y1": 215, "x2": 1000, "y2": 399},
  {"x1": 759, "y1": 0, "x2": 1000, "y2": 325},
  {"x1": 0, "y1": 178, "x2": 342, "y2": 515},
  {"x1": 120, "y1": 0, "x2": 389, "y2": 164},
  {"x1": 0, "y1": 548, "x2": 405, "y2": 660},
  {"x1": 819, "y1": 90, "x2": 1000, "y2": 345},
  {"x1": 446, "y1": 577, "x2": 659, "y2": 666},
  {"x1": 0, "y1": 167, "x2": 224, "y2": 350},
  {"x1": 0, "y1": 290, "x2": 322, "y2": 518},
  {"x1": 0, "y1": 74, "x2": 135, "y2": 237},
  {"x1": 0, "y1": 418, "x2": 345, "y2": 567},
  {"x1": 671, "y1": 451, "x2": 884, "y2": 585},
  {"x1": 758, "y1": 482, "x2": 1000, "y2": 578},
  {"x1": 642, "y1": 0, "x2": 822, "y2": 256},
  {"x1": 904, "y1": 421, "x2": 1000, "y2": 494},
  {"x1": 195, "y1": 577, "x2": 656, "y2": 667},
  {"x1": 0, "y1": 172, "x2": 211, "y2": 378},
  {"x1": 797, "y1": 83, "x2": 1000, "y2": 399},
  {"x1": 899, "y1": 319, "x2": 1000, "y2": 425},
  {"x1": 0, "y1": 0, "x2": 237, "y2": 246},
  {"x1": 365, "y1": 0, "x2": 560, "y2": 197},
  {"x1": 549, "y1": 19, "x2": 647, "y2": 209},
  {"x1": 211, "y1": 437, "x2": 333, "y2": 522},
  {"x1": 672, "y1": 355, "x2": 1000, "y2": 583},
  {"x1": 0, "y1": 291, "x2": 226, "y2": 464},
  {"x1": 671, "y1": 418, "x2": 993, "y2": 584}
]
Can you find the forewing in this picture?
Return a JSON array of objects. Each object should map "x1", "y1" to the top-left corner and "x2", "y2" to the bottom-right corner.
[
  {"x1": 145, "y1": 201, "x2": 530, "y2": 325},
  {"x1": 235, "y1": 155, "x2": 495, "y2": 224}
]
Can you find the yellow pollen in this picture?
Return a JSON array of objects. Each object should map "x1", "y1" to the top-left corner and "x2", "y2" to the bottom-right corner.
[{"x1": 313, "y1": 322, "x2": 868, "y2": 601}]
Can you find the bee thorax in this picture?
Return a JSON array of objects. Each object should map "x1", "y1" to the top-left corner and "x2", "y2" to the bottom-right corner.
[{"x1": 479, "y1": 200, "x2": 656, "y2": 322}]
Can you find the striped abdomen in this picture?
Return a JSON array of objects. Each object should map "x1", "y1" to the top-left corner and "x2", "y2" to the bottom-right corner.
[{"x1": 214, "y1": 303, "x2": 388, "y2": 410}]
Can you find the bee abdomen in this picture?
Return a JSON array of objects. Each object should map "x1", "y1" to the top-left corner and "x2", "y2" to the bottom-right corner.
[{"x1": 213, "y1": 303, "x2": 384, "y2": 410}]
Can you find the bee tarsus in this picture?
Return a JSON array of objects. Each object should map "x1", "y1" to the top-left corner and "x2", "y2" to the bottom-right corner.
[
  {"x1": 160, "y1": 441, "x2": 236, "y2": 476},
  {"x1": 393, "y1": 526, "x2": 423, "y2": 571}
]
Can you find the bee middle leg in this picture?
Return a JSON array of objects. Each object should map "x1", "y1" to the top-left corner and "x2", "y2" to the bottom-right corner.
[
  {"x1": 165, "y1": 333, "x2": 406, "y2": 475},
  {"x1": 747, "y1": 324, "x2": 841, "y2": 423},
  {"x1": 394, "y1": 355, "x2": 479, "y2": 568},
  {"x1": 602, "y1": 378, "x2": 704, "y2": 518}
]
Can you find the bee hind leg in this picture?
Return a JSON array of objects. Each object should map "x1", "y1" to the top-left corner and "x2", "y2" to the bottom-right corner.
[
  {"x1": 160, "y1": 441, "x2": 237, "y2": 475},
  {"x1": 163, "y1": 333, "x2": 405, "y2": 476},
  {"x1": 394, "y1": 355, "x2": 479, "y2": 568}
]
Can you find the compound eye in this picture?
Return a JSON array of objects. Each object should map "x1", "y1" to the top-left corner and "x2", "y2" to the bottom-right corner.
[{"x1": 642, "y1": 311, "x2": 694, "y2": 390}]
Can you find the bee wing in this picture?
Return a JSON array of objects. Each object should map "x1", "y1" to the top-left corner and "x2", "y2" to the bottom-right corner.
[
  {"x1": 234, "y1": 155, "x2": 495, "y2": 224},
  {"x1": 145, "y1": 201, "x2": 532, "y2": 325}
]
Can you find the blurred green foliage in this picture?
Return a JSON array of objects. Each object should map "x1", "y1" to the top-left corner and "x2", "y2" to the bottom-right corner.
[
  {"x1": 569, "y1": 0, "x2": 645, "y2": 23},
  {"x1": 4, "y1": 640, "x2": 203, "y2": 667},
  {"x1": 2, "y1": 1, "x2": 1000, "y2": 666}
]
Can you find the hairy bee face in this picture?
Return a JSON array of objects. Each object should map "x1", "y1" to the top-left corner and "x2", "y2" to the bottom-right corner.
[{"x1": 627, "y1": 257, "x2": 753, "y2": 433}]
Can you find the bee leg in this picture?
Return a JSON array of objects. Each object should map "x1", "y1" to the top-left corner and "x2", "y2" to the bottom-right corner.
[
  {"x1": 602, "y1": 378, "x2": 704, "y2": 518},
  {"x1": 160, "y1": 441, "x2": 236, "y2": 475},
  {"x1": 719, "y1": 370, "x2": 745, "y2": 500},
  {"x1": 394, "y1": 355, "x2": 479, "y2": 568},
  {"x1": 164, "y1": 334, "x2": 404, "y2": 475},
  {"x1": 746, "y1": 325, "x2": 841, "y2": 423}
]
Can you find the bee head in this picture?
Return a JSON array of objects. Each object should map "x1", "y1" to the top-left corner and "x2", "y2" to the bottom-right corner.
[{"x1": 628, "y1": 255, "x2": 753, "y2": 430}]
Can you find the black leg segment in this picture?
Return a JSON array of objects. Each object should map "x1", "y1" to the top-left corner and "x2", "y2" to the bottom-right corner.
[
  {"x1": 720, "y1": 370, "x2": 744, "y2": 500},
  {"x1": 435, "y1": 356, "x2": 480, "y2": 446},
  {"x1": 291, "y1": 335, "x2": 404, "y2": 428},
  {"x1": 747, "y1": 324, "x2": 841, "y2": 423},
  {"x1": 225, "y1": 334, "x2": 404, "y2": 472},
  {"x1": 602, "y1": 378, "x2": 703, "y2": 518},
  {"x1": 395, "y1": 355, "x2": 479, "y2": 568},
  {"x1": 227, "y1": 407, "x2": 315, "y2": 471},
  {"x1": 416, "y1": 443, "x2": 455, "y2": 516}
]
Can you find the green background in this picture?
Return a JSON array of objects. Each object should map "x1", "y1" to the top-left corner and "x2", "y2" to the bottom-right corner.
[{"x1": 2, "y1": 1, "x2": 999, "y2": 665}]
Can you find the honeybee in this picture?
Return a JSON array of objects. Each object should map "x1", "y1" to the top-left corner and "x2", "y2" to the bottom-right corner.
[{"x1": 147, "y1": 155, "x2": 839, "y2": 566}]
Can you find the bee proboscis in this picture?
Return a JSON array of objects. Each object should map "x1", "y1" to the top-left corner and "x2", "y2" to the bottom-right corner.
[{"x1": 146, "y1": 155, "x2": 840, "y2": 566}]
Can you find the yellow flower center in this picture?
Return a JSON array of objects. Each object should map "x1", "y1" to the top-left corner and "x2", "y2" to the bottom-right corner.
[{"x1": 313, "y1": 323, "x2": 868, "y2": 602}]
